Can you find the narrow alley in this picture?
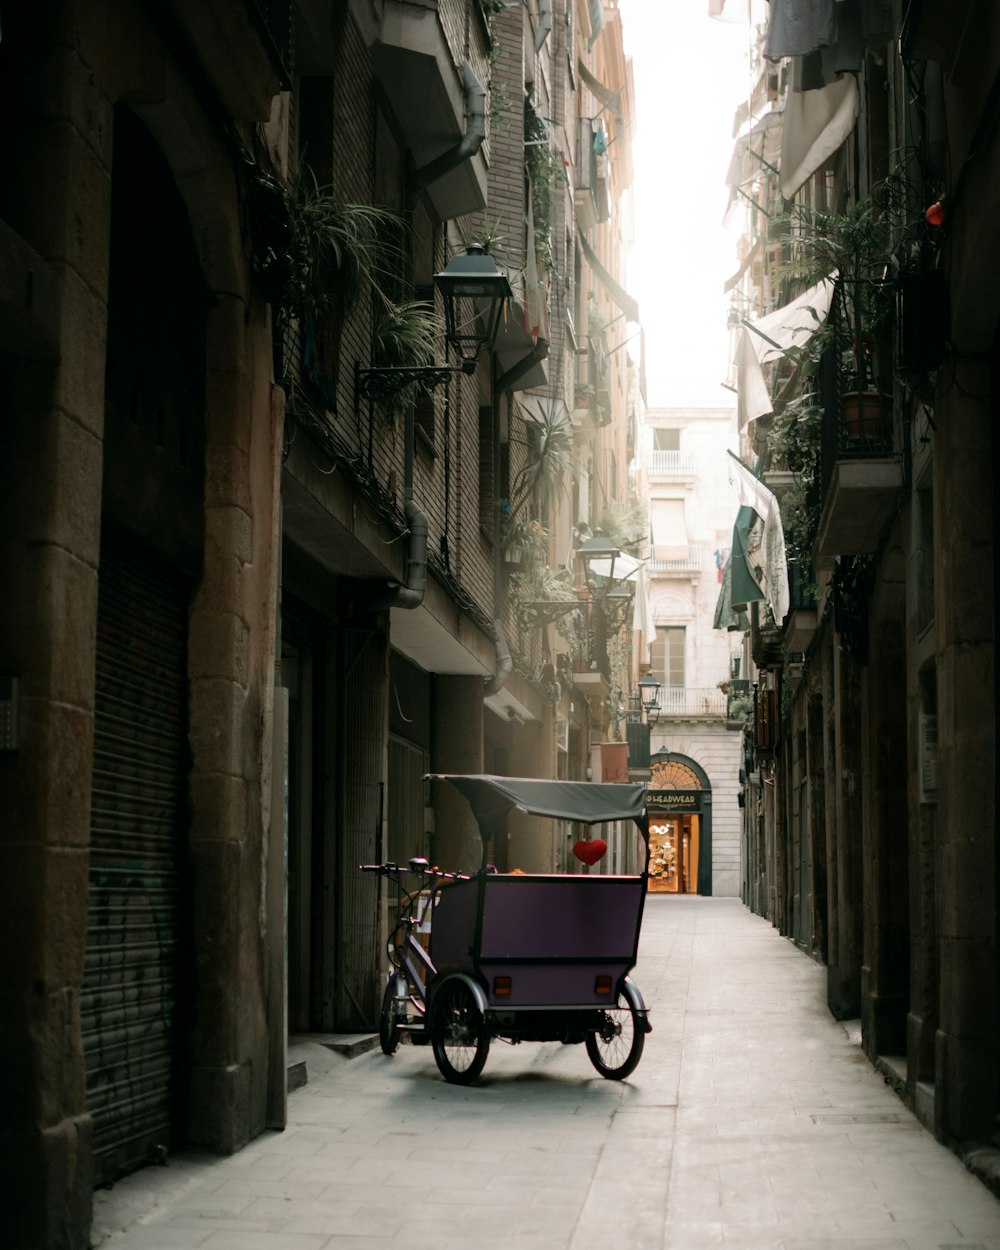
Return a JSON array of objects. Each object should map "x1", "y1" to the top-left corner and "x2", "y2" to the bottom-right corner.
[{"x1": 92, "y1": 897, "x2": 1000, "y2": 1250}]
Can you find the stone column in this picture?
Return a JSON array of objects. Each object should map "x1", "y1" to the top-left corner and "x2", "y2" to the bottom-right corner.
[
  {"x1": 185, "y1": 301, "x2": 282, "y2": 1152},
  {"x1": 935, "y1": 355, "x2": 995, "y2": 1142},
  {"x1": 0, "y1": 33, "x2": 112, "y2": 1248}
]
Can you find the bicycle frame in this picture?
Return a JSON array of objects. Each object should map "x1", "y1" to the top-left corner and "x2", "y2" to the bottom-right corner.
[{"x1": 361, "y1": 859, "x2": 466, "y2": 1041}]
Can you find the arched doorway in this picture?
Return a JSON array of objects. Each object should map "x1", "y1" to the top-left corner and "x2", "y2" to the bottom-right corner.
[{"x1": 647, "y1": 754, "x2": 713, "y2": 895}]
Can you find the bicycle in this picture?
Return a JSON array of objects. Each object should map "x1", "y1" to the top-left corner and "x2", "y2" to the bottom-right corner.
[{"x1": 360, "y1": 858, "x2": 469, "y2": 1056}]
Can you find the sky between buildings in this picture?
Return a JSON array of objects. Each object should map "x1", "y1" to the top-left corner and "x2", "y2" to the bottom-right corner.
[{"x1": 621, "y1": 2, "x2": 751, "y2": 408}]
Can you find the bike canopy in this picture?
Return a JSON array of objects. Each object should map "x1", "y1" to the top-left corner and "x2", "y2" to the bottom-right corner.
[{"x1": 428, "y1": 774, "x2": 649, "y2": 844}]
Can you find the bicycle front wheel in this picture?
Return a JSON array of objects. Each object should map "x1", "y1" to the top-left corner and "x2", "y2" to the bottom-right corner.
[
  {"x1": 379, "y1": 977, "x2": 404, "y2": 1055},
  {"x1": 430, "y1": 978, "x2": 489, "y2": 1085},
  {"x1": 585, "y1": 981, "x2": 646, "y2": 1080}
]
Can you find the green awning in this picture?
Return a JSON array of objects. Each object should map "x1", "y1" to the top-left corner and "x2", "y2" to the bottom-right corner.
[
  {"x1": 429, "y1": 774, "x2": 647, "y2": 835},
  {"x1": 730, "y1": 504, "x2": 766, "y2": 612}
]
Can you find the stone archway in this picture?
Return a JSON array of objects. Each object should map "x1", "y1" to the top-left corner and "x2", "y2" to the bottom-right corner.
[{"x1": 647, "y1": 754, "x2": 714, "y2": 895}]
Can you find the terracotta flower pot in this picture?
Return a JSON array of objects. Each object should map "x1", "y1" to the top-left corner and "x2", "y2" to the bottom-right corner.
[{"x1": 841, "y1": 390, "x2": 890, "y2": 448}]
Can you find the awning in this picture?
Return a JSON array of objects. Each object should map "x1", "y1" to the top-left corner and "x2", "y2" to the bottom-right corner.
[
  {"x1": 736, "y1": 277, "x2": 834, "y2": 428},
  {"x1": 726, "y1": 452, "x2": 789, "y2": 624},
  {"x1": 780, "y1": 71, "x2": 858, "y2": 199},
  {"x1": 650, "y1": 498, "x2": 689, "y2": 562},
  {"x1": 587, "y1": 552, "x2": 644, "y2": 582},
  {"x1": 428, "y1": 774, "x2": 648, "y2": 834},
  {"x1": 579, "y1": 233, "x2": 640, "y2": 324},
  {"x1": 713, "y1": 550, "x2": 752, "y2": 632},
  {"x1": 724, "y1": 108, "x2": 784, "y2": 219},
  {"x1": 729, "y1": 505, "x2": 767, "y2": 612},
  {"x1": 632, "y1": 562, "x2": 656, "y2": 663},
  {"x1": 578, "y1": 61, "x2": 622, "y2": 113}
]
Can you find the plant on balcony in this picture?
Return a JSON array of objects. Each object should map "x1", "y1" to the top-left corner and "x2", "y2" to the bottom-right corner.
[
  {"x1": 780, "y1": 192, "x2": 895, "y2": 445},
  {"x1": 369, "y1": 298, "x2": 443, "y2": 421},
  {"x1": 524, "y1": 98, "x2": 559, "y2": 276},
  {"x1": 766, "y1": 390, "x2": 822, "y2": 569},
  {"x1": 507, "y1": 400, "x2": 575, "y2": 526},
  {"x1": 597, "y1": 498, "x2": 646, "y2": 557},
  {"x1": 288, "y1": 177, "x2": 410, "y2": 393},
  {"x1": 508, "y1": 561, "x2": 575, "y2": 630},
  {"x1": 727, "y1": 694, "x2": 753, "y2": 723},
  {"x1": 500, "y1": 515, "x2": 548, "y2": 567}
]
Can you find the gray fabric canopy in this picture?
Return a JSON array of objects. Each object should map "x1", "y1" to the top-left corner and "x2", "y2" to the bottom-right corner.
[{"x1": 428, "y1": 774, "x2": 648, "y2": 836}]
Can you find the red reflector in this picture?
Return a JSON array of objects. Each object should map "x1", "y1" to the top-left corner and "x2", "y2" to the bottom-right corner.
[
  {"x1": 595, "y1": 976, "x2": 613, "y2": 996},
  {"x1": 494, "y1": 976, "x2": 512, "y2": 996}
]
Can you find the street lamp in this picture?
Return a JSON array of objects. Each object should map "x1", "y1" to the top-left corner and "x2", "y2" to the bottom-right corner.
[
  {"x1": 355, "y1": 245, "x2": 512, "y2": 402},
  {"x1": 638, "y1": 673, "x2": 661, "y2": 725},
  {"x1": 576, "y1": 531, "x2": 621, "y2": 589}
]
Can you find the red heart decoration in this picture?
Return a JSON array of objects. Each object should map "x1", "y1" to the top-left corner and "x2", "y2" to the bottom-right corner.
[{"x1": 573, "y1": 838, "x2": 607, "y2": 866}]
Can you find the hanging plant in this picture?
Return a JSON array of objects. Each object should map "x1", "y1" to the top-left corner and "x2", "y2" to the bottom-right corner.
[
  {"x1": 285, "y1": 176, "x2": 411, "y2": 395},
  {"x1": 368, "y1": 297, "x2": 443, "y2": 420}
]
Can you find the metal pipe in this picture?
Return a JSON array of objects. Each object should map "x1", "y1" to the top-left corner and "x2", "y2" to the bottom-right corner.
[{"x1": 411, "y1": 63, "x2": 486, "y2": 193}]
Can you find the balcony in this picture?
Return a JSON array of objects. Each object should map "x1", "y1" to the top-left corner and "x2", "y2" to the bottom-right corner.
[
  {"x1": 648, "y1": 544, "x2": 703, "y2": 576},
  {"x1": 814, "y1": 457, "x2": 903, "y2": 568},
  {"x1": 644, "y1": 450, "x2": 696, "y2": 481},
  {"x1": 371, "y1": 1, "x2": 488, "y2": 220},
  {"x1": 575, "y1": 118, "x2": 609, "y2": 230},
  {"x1": 811, "y1": 374, "x2": 903, "y2": 569},
  {"x1": 654, "y1": 687, "x2": 727, "y2": 719}
]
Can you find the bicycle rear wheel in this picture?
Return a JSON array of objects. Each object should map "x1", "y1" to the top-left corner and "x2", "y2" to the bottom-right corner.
[
  {"x1": 430, "y1": 978, "x2": 489, "y2": 1084},
  {"x1": 585, "y1": 980, "x2": 645, "y2": 1079}
]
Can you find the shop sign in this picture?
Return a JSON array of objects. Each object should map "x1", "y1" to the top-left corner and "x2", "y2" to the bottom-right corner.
[{"x1": 646, "y1": 788, "x2": 701, "y2": 812}]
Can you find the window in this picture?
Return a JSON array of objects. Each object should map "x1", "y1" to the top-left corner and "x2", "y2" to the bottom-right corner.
[
  {"x1": 652, "y1": 627, "x2": 685, "y2": 690},
  {"x1": 653, "y1": 427, "x2": 680, "y2": 451}
]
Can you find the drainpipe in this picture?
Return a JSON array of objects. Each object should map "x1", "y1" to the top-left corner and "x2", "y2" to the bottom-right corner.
[
  {"x1": 534, "y1": 0, "x2": 552, "y2": 52},
  {"x1": 372, "y1": 407, "x2": 428, "y2": 611},
  {"x1": 484, "y1": 363, "x2": 512, "y2": 697},
  {"x1": 484, "y1": 617, "x2": 513, "y2": 695},
  {"x1": 411, "y1": 63, "x2": 486, "y2": 194}
]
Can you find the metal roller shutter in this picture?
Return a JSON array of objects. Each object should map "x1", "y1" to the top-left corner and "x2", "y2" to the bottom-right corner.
[{"x1": 82, "y1": 536, "x2": 188, "y2": 1186}]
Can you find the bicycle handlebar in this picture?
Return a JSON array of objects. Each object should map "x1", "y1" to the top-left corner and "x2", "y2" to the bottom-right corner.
[{"x1": 359, "y1": 862, "x2": 469, "y2": 882}]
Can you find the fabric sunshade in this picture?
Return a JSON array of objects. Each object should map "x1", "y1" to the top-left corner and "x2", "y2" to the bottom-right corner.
[
  {"x1": 586, "y1": 552, "x2": 643, "y2": 582},
  {"x1": 780, "y1": 71, "x2": 858, "y2": 199},
  {"x1": 579, "y1": 234, "x2": 640, "y2": 324},
  {"x1": 724, "y1": 108, "x2": 784, "y2": 222},
  {"x1": 727, "y1": 451, "x2": 789, "y2": 624},
  {"x1": 650, "y1": 499, "x2": 689, "y2": 562},
  {"x1": 429, "y1": 774, "x2": 648, "y2": 834},
  {"x1": 737, "y1": 276, "x2": 834, "y2": 428},
  {"x1": 578, "y1": 61, "x2": 621, "y2": 112}
]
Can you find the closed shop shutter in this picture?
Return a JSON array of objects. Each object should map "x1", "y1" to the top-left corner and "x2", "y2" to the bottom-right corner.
[
  {"x1": 337, "y1": 626, "x2": 386, "y2": 1028},
  {"x1": 82, "y1": 534, "x2": 188, "y2": 1186}
]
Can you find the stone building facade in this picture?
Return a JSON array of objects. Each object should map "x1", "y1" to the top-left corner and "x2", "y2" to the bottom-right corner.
[
  {"x1": 721, "y1": 0, "x2": 998, "y2": 1188},
  {"x1": 0, "y1": 1, "x2": 642, "y2": 1245}
]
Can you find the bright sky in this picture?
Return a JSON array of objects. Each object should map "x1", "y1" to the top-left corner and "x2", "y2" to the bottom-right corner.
[{"x1": 620, "y1": 3, "x2": 751, "y2": 406}]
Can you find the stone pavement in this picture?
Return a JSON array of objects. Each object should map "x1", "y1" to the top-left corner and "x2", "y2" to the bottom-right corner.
[{"x1": 91, "y1": 896, "x2": 1000, "y2": 1250}]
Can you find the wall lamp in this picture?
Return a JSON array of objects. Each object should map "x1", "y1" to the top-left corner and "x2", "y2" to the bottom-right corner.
[
  {"x1": 355, "y1": 245, "x2": 512, "y2": 403},
  {"x1": 637, "y1": 673, "x2": 661, "y2": 725},
  {"x1": 576, "y1": 531, "x2": 621, "y2": 588}
]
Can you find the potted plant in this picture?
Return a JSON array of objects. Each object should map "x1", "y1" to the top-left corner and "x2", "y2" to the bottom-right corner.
[
  {"x1": 369, "y1": 297, "x2": 443, "y2": 421},
  {"x1": 288, "y1": 177, "x2": 410, "y2": 393},
  {"x1": 780, "y1": 194, "x2": 894, "y2": 448}
]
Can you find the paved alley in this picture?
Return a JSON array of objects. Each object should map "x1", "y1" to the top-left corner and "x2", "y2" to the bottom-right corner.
[{"x1": 91, "y1": 896, "x2": 1000, "y2": 1250}]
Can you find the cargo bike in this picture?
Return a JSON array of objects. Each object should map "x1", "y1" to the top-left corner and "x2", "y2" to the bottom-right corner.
[{"x1": 361, "y1": 774, "x2": 652, "y2": 1085}]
